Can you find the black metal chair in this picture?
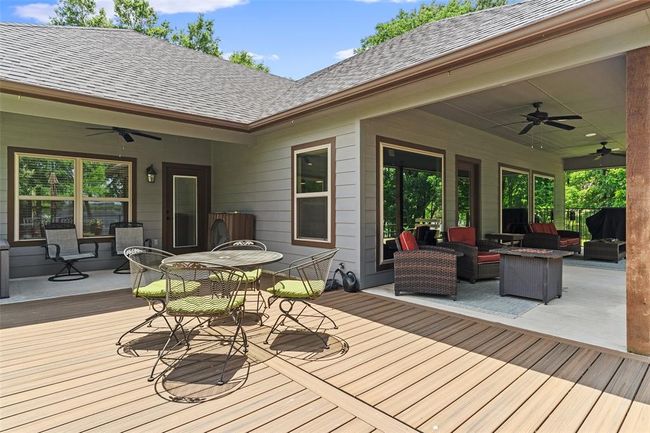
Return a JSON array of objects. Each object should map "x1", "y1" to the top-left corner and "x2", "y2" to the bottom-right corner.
[
  {"x1": 211, "y1": 240, "x2": 268, "y2": 323},
  {"x1": 264, "y1": 249, "x2": 339, "y2": 349},
  {"x1": 109, "y1": 222, "x2": 151, "y2": 274},
  {"x1": 43, "y1": 223, "x2": 98, "y2": 281}
]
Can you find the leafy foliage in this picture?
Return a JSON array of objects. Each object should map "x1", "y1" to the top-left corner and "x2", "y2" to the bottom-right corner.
[
  {"x1": 534, "y1": 176, "x2": 554, "y2": 222},
  {"x1": 501, "y1": 172, "x2": 528, "y2": 209},
  {"x1": 565, "y1": 168, "x2": 626, "y2": 209},
  {"x1": 228, "y1": 51, "x2": 270, "y2": 73},
  {"x1": 357, "y1": 0, "x2": 507, "y2": 52},
  {"x1": 49, "y1": 0, "x2": 270, "y2": 73}
]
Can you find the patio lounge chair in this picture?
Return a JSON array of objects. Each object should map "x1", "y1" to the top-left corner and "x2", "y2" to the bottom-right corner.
[
  {"x1": 394, "y1": 231, "x2": 457, "y2": 299},
  {"x1": 440, "y1": 227, "x2": 502, "y2": 283},
  {"x1": 109, "y1": 222, "x2": 151, "y2": 274},
  {"x1": 522, "y1": 223, "x2": 581, "y2": 253},
  {"x1": 212, "y1": 240, "x2": 268, "y2": 323},
  {"x1": 264, "y1": 249, "x2": 338, "y2": 349},
  {"x1": 117, "y1": 246, "x2": 177, "y2": 347},
  {"x1": 43, "y1": 223, "x2": 98, "y2": 281},
  {"x1": 156, "y1": 261, "x2": 248, "y2": 385}
]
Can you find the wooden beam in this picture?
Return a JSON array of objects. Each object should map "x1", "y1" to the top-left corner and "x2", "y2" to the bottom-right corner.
[{"x1": 626, "y1": 46, "x2": 650, "y2": 356}]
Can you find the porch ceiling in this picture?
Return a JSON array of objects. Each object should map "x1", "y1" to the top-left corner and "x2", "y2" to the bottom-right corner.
[{"x1": 418, "y1": 56, "x2": 626, "y2": 160}]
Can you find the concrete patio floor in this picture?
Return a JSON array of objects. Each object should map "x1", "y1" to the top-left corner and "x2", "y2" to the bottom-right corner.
[{"x1": 366, "y1": 260, "x2": 626, "y2": 353}]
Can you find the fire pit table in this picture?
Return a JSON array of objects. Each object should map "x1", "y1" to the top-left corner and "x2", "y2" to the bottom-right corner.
[{"x1": 491, "y1": 247, "x2": 574, "y2": 305}]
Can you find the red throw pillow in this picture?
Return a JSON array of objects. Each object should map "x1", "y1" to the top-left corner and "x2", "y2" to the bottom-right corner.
[
  {"x1": 448, "y1": 227, "x2": 476, "y2": 246},
  {"x1": 398, "y1": 231, "x2": 419, "y2": 251}
]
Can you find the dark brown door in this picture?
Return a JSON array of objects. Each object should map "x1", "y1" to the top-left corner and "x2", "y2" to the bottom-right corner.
[
  {"x1": 456, "y1": 156, "x2": 481, "y2": 234},
  {"x1": 162, "y1": 162, "x2": 210, "y2": 254}
]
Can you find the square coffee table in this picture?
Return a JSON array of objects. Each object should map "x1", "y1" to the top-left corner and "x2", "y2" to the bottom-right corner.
[{"x1": 492, "y1": 247, "x2": 573, "y2": 305}]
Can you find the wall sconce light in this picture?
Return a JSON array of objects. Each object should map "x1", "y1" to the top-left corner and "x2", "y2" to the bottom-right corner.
[{"x1": 146, "y1": 164, "x2": 157, "y2": 183}]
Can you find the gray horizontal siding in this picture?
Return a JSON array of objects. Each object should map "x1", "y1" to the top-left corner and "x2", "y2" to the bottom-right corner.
[{"x1": 1, "y1": 113, "x2": 213, "y2": 278}]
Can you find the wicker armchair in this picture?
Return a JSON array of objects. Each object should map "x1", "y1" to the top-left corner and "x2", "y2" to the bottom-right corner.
[
  {"x1": 394, "y1": 231, "x2": 457, "y2": 300},
  {"x1": 439, "y1": 227, "x2": 502, "y2": 283}
]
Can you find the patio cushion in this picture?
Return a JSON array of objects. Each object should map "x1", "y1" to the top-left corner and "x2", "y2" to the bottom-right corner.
[
  {"x1": 398, "y1": 231, "x2": 419, "y2": 251},
  {"x1": 166, "y1": 295, "x2": 244, "y2": 316},
  {"x1": 448, "y1": 227, "x2": 476, "y2": 246},
  {"x1": 559, "y1": 238, "x2": 580, "y2": 247},
  {"x1": 530, "y1": 223, "x2": 558, "y2": 235},
  {"x1": 133, "y1": 279, "x2": 200, "y2": 298},
  {"x1": 267, "y1": 280, "x2": 326, "y2": 298},
  {"x1": 208, "y1": 269, "x2": 261, "y2": 283},
  {"x1": 477, "y1": 252, "x2": 500, "y2": 263}
]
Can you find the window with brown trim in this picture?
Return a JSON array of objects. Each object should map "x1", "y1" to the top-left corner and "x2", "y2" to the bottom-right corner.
[
  {"x1": 9, "y1": 147, "x2": 136, "y2": 243},
  {"x1": 291, "y1": 139, "x2": 336, "y2": 248}
]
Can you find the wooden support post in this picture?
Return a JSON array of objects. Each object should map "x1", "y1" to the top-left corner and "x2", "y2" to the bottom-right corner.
[{"x1": 626, "y1": 46, "x2": 650, "y2": 355}]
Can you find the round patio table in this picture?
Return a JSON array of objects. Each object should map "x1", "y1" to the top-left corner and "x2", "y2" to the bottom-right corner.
[{"x1": 161, "y1": 250, "x2": 283, "y2": 270}]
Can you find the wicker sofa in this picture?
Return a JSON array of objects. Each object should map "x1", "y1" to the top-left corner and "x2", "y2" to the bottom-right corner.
[
  {"x1": 394, "y1": 231, "x2": 458, "y2": 300},
  {"x1": 439, "y1": 227, "x2": 502, "y2": 284},
  {"x1": 522, "y1": 223, "x2": 581, "y2": 254}
]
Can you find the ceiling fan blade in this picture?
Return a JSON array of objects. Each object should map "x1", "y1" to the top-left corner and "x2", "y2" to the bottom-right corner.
[
  {"x1": 611, "y1": 152, "x2": 626, "y2": 156},
  {"x1": 547, "y1": 115, "x2": 582, "y2": 121},
  {"x1": 491, "y1": 120, "x2": 528, "y2": 128},
  {"x1": 131, "y1": 131, "x2": 162, "y2": 141},
  {"x1": 518, "y1": 123, "x2": 535, "y2": 135},
  {"x1": 594, "y1": 154, "x2": 603, "y2": 160},
  {"x1": 86, "y1": 127, "x2": 114, "y2": 131},
  {"x1": 86, "y1": 131, "x2": 114, "y2": 137},
  {"x1": 119, "y1": 132, "x2": 135, "y2": 143},
  {"x1": 545, "y1": 120, "x2": 574, "y2": 131}
]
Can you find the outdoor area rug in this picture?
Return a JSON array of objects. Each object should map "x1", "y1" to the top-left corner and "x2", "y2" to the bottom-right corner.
[{"x1": 367, "y1": 280, "x2": 541, "y2": 319}]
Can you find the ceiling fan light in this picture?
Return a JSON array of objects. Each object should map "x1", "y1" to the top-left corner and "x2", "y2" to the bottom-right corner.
[{"x1": 585, "y1": 132, "x2": 597, "y2": 137}]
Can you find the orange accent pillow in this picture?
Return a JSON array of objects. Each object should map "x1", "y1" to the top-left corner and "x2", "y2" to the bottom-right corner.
[
  {"x1": 448, "y1": 227, "x2": 476, "y2": 246},
  {"x1": 398, "y1": 231, "x2": 419, "y2": 251}
]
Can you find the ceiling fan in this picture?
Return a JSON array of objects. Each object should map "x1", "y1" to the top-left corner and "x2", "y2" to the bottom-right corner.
[
  {"x1": 86, "y1": 126, "x2": 161, "y2": 143},
  {"x1": 591, "y1": 141, "x2": 624, "y2": 160},
  {"x1": 516, "y1": 102, "x2": 582, "y2": 135}
]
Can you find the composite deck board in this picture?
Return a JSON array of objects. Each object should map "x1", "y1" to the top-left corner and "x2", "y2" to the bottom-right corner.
[{"x1": 0, "y1": 289, "x2": 647, "y2": 432}]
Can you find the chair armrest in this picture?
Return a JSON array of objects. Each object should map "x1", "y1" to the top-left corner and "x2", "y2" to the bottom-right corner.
[
  {"x1": 557, "y1": 230, "x2": 580, "y2": 238},
  {"x1": 394, "y1": 249, "x2": 457, "y2": 266},
  {"x1": 438, "y1": 241, "x2": 478, "y2": 259},
  {"x1": 42, "y1": 243, "x2": 61, "y2": 260},
  {"x1": 80, "y1": 241, "x2": 99, "y2": 258},
  {"x1": 477, "y1": 239, "x2": 504, "y2": 251}
]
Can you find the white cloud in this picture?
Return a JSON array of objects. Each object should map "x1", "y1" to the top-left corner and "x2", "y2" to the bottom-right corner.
[
  {"x1": 13, "y1": 3, "x2": 56, "y2": 23},
  {"x1": 150, "y1": 0, "x2": 248, "y2": 14},
  {"x1": 334, "y1": 48, "x2": 355, "y2": 61}
]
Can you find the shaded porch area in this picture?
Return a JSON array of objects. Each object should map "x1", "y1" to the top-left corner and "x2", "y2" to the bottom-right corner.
[{"x1": 0, "y1": 285, "x2": 647, "y2": 432}]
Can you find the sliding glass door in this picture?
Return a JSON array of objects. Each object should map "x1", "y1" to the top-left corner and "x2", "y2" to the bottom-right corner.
[{"x1": 379, "y1": 140, "x2": 444, "y2": 266}]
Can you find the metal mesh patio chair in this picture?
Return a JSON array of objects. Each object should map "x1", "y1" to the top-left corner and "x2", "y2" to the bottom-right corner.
[
  {"x1": 264, "y1": 249, "x2": 339, "y2": 349},
  {"x1": 154, "y1": 261, "x2": 248, "y2": 385},
  {"x1": 117, "y1": 247, "x2": 177, "y2": 347},
  {"x1": 110, "y1": 222, "x2": 151, "y2": 274},
  {"x1": 212, "y1": 240, "x2": 268, "y2": 323},
  {"x1": 43, "y1": 223, "x2": 98, "y2": 281}
]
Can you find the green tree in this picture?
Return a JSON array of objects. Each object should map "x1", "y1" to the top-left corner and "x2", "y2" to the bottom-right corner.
[
  {"x1": 171, "y1": 14, "x2": 222, "y2": 57},
  {"x1": 113, "y1": 0, "x2": 171, "y2": 38},
  {"x1": 565, "y1": 168, "x2": 626, "y2": 209},
  {"x1": 50, "y1": 0, "x2": 111, "y2": 27},
  {"x1": 357, "y1": 0, "x2": 506, "y2": 52},
  {"x1": 229, "y1": 50, "x2": 270, "y2": 73}
]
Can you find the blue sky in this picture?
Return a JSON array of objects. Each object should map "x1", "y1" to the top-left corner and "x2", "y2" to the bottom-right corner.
[{"x1": 0, "y1": 0, "x2": 434, "y2": 79}]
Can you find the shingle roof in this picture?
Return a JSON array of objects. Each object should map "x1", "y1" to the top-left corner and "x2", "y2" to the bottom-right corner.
[{"x1": 0, "y1": 0, "x2": 594, "y2": 126}]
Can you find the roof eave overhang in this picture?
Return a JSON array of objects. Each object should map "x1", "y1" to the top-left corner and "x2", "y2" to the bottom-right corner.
[
  {"x1": 2, "y1": 0, "x2": 647, "y2": 134},
  {"x1": 249, "y1": 0, "x2": 650, "y2": 131},
  {"x1": 0, "y1": 80, "x2": 251, "y2": 132}
]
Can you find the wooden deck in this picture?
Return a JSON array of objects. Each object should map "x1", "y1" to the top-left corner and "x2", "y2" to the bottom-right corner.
[{"x1": 1, "y1": 287, "x2": 648, "y2": 432}]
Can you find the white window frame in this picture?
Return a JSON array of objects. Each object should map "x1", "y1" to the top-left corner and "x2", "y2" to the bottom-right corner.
[
  {"x1": 292, "y1": 141, "x2": 333, "y2": 246},
  {"x1": 379, "y1": 141, "x2": 445, "y2": 266},
  {"x1": 172, "y1": 175, "x2": 199, "y2": 248},
  {"x1": 14, "y1": 151, "x2": 133, "y2": 241}
]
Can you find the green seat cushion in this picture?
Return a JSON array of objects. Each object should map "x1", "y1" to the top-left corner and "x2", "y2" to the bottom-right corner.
[
  {"x1": 166, "y1": 295, "x2": 245, "y2": 316},
  {"x1": 267, "y1": 280, "x2": 325, "y2": 299},
  {"x1": 133, "y1": 279, "x2": 200, "y2": 299},
  {"x1": 208, "y1": 269, "x2": 261, "y2": 284}
]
